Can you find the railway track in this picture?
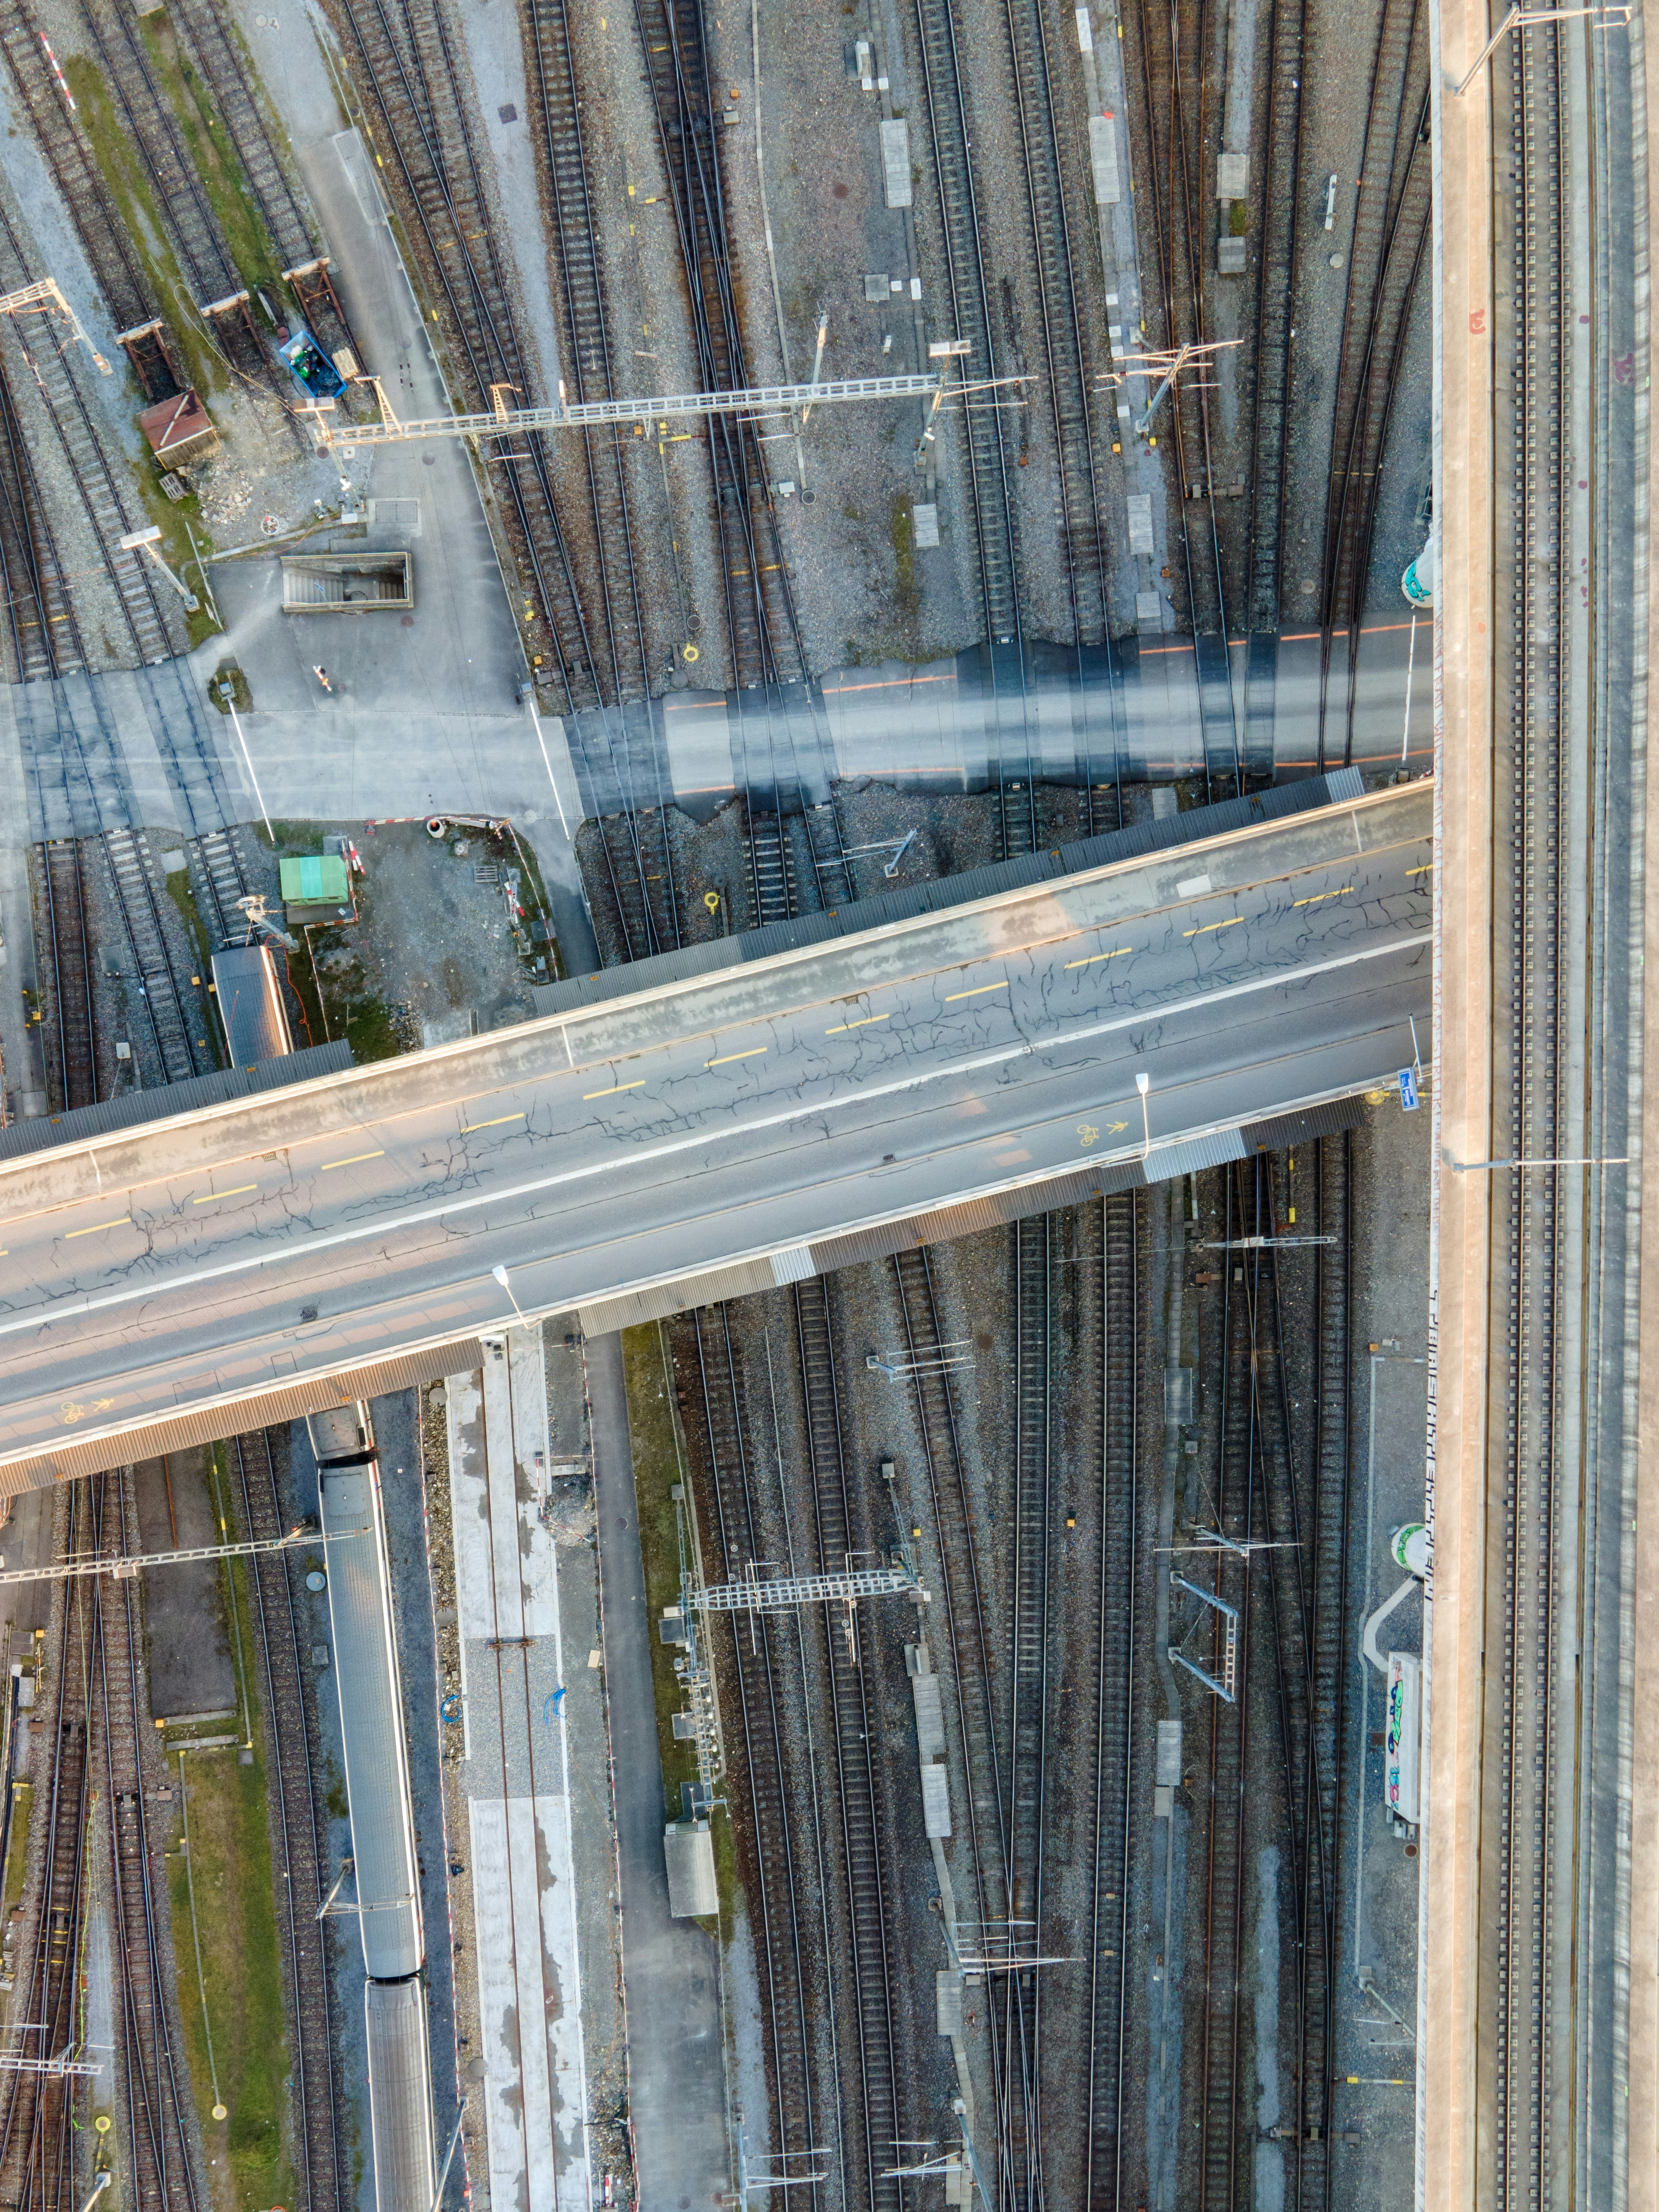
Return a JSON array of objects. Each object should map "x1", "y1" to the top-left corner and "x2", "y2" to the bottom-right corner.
[
  {"x1": 1490, "y1": 15, "x2": 1576, "y2": 2202},
  {"x1": 0, "y1": 195, "x2": 175, "y2": 666},
  {"x1": 0, "y1": 1487, "x2": 93, "y2": 2212},
  {"x1": 164, "y1": 0, "x2": 363, "y2": 377},
  {"x1": 0, "y1": 347, "x2": 75, "y2": 683},
  {"x1": 231, "y1": 1432, "x2": 344, "y2": 2212},
  {"x1": 792, "y1": 1280, "x2": 903, "y2": 2212},
  {"x1": 1000, "y1": 0, "x2": 1107, "y2": 650},
  {"x1": 101, "y1": 828, "x2": 204, "y2": 1084},
  {"x1": 745, "y1": 808, "x2": 796, "y2": 930},
  {"x1": 78, "y1": 0, "x2": 285, "y2": 398},
  {"x1": 593, "y1": 809, "x2": 681, "y2": 963},
  {"x1": 1239, "y1": 0, "x2": 1308, "y2": 640},
  {"x1": 1119, "y1": 0, "x2": 1238, "y2": 785},
  {"x1": 1186, "y1": 1169, "x2": 1254, "y2": 2212},
  {"x1": 886, "y1": 1245, "x2": 1028, "y2": 2198},
  {"x1": 1291, "y1": 1137, "x2": 1354, "y2": 2208},
  {"x1": 333, "y1": 0, "x2": 603, "y2": 712},
  {"x1": 189, "y1": 824, "x2": 253, "y2": 943},
  {"x1": 683, "y1": 1306, "x2": 821, "y2": 2178},
  {"x1": 1000, "y1": 1217, "x2": 1051, "y2": 2201},
  {"x1": 525, "y1": 0, "x2": 648, "y2": 707},
  {"x1": 631, "y1": 0, "x2": 805, "y2": 699},
  {"x1": 1085, "y1": 1190, "x2": 1140, "y2": 2206},
  {"x1": 1314, "y1": 0, "x2": 1431, "y2": 766},
  {"x1": 906, "y1": 0, "x2": 1045, "y2": 856},
  {"x1": 33, "y1": 839, "x2": 97, "y2": 1112},
  {"x1": 0, "y1": 0, "x2": 179, "y2": 400},
  {"x1": 96, "y1": 1471, "x2": 205, "y2": 2212}
]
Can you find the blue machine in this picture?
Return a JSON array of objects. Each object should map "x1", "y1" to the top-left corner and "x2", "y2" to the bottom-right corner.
[{"x1": 279, "y1": 323, "x2": 345, "y2": 400}]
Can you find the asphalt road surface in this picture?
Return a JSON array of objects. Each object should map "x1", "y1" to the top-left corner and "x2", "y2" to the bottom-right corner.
[{"x1": 0, "y1": 784, "x2": 1431, "y2": 1485}]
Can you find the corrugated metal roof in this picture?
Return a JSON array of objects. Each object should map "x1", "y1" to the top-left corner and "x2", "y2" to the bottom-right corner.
[
  {"x1": 1146, "y1": 1127, "x2": 1248, "y2": 1181},
  {"x1": 1239, "y1": 1097, "x2": 1368, "y2": 1152},
  {"x1": 543, "y1": 772, "x2": 1365, "y2": 1016},
  {"x1": 211, "y1": 944, "x2": 293, "y2": 1069},
  {"x1": 768, "y1": 1245, "x2": 816, "y2": 1284},
  {"x1": 807, "y1": 1166, "x2": 1145, "y2": 1277},
  {"x1": 365, "y1": 1984, "x2": 435, "y2": 2210},
  {"x1": 576, "y1": 1257, "x2": 774, "y2": 1337},
  {"x1": 321, "y1": 1465, "x2": 424, "y2": 1979},
  {"x1": 0, "y1": 1337, "x2": 478, "y2": 1495},
  {"x1": 0, "y1": 1039, "x2": 353, "y2": 1162}
]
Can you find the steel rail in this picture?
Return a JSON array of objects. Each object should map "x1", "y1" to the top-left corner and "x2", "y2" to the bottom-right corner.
[
  {"x1": 1083, "y1": 1189, "x2": 1139, "y2": 2205},
  {"x1": 335, "y1": 0, "x2": 606, "y2": 715},
  {"x1": 231, "y1": 1432, "x2": 344, "y2": 2212},
  {"x1": 33, "y1": 841, "x2": 96, "y2": 1113},
  {"x1": 791, "y1": 1277, "x2": 903, "y2": 2212},
  {"x1": 686, "y1": 1305, "x2": 822, "y2": 2189},
  {"x1": 1120, "y1": 0, "x2": 1239, "y2": 795}
]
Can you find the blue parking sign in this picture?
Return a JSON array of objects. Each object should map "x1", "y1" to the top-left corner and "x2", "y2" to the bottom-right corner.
[{"x1": 1399, "y1": 1067, "x2": 1420, "y2": 1112}]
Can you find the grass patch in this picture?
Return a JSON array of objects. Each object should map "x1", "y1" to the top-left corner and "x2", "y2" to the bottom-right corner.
[
  {"x1": 142, "y1": 15, "x2": 287, "y2": 311},
  {"x1": 1229, "y1": 199, "x2": 1250, "y2": 237},
  {"x1": 207, "y1": 662, "x2": 252, "y2": 714},
  {"x1": 890, "y1": 490, "x2": 920, "y2": 626},
  {"x1": 620, "y1": 1325, "x2": 702, "y2": 1822},
  {"x1": 163, "y1": 868, "x2": 219, "y2": 987},
  {"x1": 165, "y1": 1456, "x2": 298, "y2": 2212},
  {"x1": 63, "y1": 57, "x2": 229, "y2": 405},
  {"x1": 1, "y1": 1783, "x2": 33, "y2": 1917}
]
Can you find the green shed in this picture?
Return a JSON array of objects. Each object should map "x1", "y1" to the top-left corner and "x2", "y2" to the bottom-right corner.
[{"x1": 280, "y1": 855, "x2": 350, "y2": 904}]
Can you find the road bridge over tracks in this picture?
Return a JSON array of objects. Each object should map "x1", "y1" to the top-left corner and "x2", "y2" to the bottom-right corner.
[{"x1": 0, "y1": 774, "x2": 1430, "y2": 1490}]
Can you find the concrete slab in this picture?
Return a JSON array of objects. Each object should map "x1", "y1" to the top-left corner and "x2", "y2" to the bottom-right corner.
[
  {"x1": 446, "y1": 1332, "x2": 592, "y2": 2208},
  {"x1": 131, "y1": 1447, "x2": 237, "y2": 1722}
]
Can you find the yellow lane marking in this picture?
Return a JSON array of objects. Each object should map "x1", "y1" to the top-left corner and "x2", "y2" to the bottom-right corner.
[
  {"x1": 1064, "y1": 947, "x2": 1131, "y2": 970},
  {"x1": 66, "y1": 1217, "x2": 130, "y2": 1238},
  {"x1": 321, "y1": 1151, "x2": 384, "y2": 1171},
  {"x1": 1183, "y1": 916, "x2": 1242, "y2": 939},
  {"x1": 1292, "y1": 885, "x2": 1353, "y2": 908},
  {"x1": 1406, "y1": 863, "x2": 1433, "y2": 876},
  {"x1": 943, "y1": 979, "x2": 1009, "y2": 1001},
  {"x1": 461, "y1": 1112, "x2": 526, "y2": 1132},
  {"x1": 584, "y1": 1079, "x2": 645, "y2": 1099},
  {"x1": 705, "y1": 1047, "x2": 767, "y2": 1068},
  {"x1": 826, "y1": 1012, "x2": 890, "y2": 1034},
  {"x1": 193, "y1": 1185, "x2": 257, "y2": 1204}
]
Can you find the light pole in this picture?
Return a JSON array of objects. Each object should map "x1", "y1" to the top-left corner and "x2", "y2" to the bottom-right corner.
[
  {"x1": 1135, "y1": 1069, "x2": 1151, "y2": 1159},
  {"x1": 490, "y1": 1262, "x2": 529, "y2": 1324},
  {"x1": 117, "y1": 524, "x2": 199, "y2": 612}
]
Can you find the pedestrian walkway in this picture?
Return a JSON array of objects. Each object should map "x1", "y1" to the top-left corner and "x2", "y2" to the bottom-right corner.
[{"x1": 446, "y1": 1330, "x2": 591, "y2": 2212}]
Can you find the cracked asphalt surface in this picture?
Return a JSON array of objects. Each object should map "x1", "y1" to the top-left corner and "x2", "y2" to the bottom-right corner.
[{"x1": 0, "y1": 785, "x2": 1430, "y2": 1481}]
